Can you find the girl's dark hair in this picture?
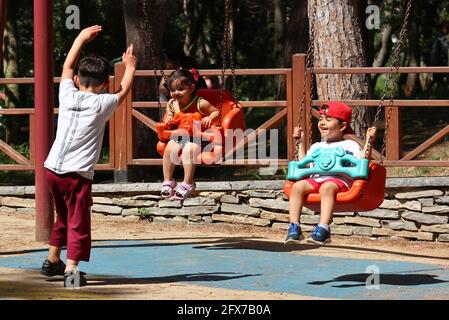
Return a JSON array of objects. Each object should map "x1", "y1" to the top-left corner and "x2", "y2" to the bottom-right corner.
[
  {"x1": 77, "y1": 54, "x2": 110, "y2": 87},
  {"x1": 165, "y1": 68, "x2": 207, "y2": 91}
]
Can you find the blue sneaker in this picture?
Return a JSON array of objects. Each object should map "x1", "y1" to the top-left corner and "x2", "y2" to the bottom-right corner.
[
  {"x1": 307, "y1": 225, "x2": 331, "y2": 245},
  {"x1": 284, "y1": 223, "x2": 304, "y2": 244}
]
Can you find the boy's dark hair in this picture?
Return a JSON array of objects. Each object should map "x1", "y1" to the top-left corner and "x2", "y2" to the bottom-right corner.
[{"x1": 77, "y1": 54, "x2": 110, "y2": 87}]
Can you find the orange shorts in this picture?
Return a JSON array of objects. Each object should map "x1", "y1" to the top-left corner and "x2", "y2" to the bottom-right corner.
[{"x1": 304, "y1": 178, "x2": 350, "y2": 193}]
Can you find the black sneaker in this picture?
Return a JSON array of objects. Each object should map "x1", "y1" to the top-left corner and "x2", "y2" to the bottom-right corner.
[
  {"x1": 40, "y1": 259, "x2": 66, "y2": 277},
  {"x1": 64, "y1": 271, "x2": 87, "y2": 288}
]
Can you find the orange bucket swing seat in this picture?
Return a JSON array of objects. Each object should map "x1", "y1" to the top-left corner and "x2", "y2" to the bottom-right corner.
[
  {"x1": 283, "y1": 147, "x2": 386, "y2": 213},
  {"x1": 156, "y1": 89, "x2": 246, "y2": 165}
]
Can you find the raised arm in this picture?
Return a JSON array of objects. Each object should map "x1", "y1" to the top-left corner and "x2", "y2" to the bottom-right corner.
[
  {"x1": 61, "y1": 25, "x2": 102, "y2": 81},
  {"x1": 293, "y1": 126, "x2": 307, "y2": 160},
  {"x1": 362, "y1": 127, "x2": 377, "y2": 159},
  {"x1": 116, "y1": 44, "x2": 137, "y2": 104}
]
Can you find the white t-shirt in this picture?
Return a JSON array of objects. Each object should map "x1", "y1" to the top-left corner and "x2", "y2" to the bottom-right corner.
[
  {"x1": 44, "y1": 79, "x2": 119, "y2": 180},
  {"x1": 307, "y1": 139, "x2": 362, "y2": 188}
]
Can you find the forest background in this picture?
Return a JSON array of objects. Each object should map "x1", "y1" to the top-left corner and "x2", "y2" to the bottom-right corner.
[{"x1": 1, "y1": 0, "x2": 448, "y2": 184}]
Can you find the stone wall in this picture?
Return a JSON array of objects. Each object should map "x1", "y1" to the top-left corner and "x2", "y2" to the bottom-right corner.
[{"x1": 1, "y1": 178, "x2": 449, "y2": 242}]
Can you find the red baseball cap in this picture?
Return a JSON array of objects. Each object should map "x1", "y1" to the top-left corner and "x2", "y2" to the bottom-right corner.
[{"x1": 319, "y1": 101, "x2": 355, "y2": 134}]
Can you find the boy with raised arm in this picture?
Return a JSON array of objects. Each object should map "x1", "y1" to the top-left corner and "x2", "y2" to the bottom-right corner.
[{"x1": 40, "y1": 25, "x2": 137, "y2": 287}]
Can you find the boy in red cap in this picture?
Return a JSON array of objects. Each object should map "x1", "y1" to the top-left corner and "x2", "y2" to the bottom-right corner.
[{"x1": 285, "y1": 102, "x2": 377, "y2": 245}]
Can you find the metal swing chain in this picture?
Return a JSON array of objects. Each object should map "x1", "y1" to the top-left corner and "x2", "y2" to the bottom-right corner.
[
  {"x1": 219, "y1": 0, "x2": 234, "y2": 127},
  {"x1": 143, "y1": 0, "x2": 167, "y2": 120},
  {"x1": 370, "y1": 0, "x2": 412, "y2": 163},
  {"x1": 306, "y1": 0, "x2": 318, "y2": 149},
  {"x1": 294, "y1": 0, "x2": 318, "y2": 161},
  {"x1": 228, "y1": 6, "x2": 238, "y2": 104}
]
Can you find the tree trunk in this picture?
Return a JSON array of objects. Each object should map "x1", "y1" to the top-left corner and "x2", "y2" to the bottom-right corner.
[
  {"x1": 123, "y1": 0, "x2": 166, "y2": 101},
  {"x1": 122, "y1": 0, "x2": 167, "y2": 159},
  {"x1": 274, "y1": 0, "x2": 285, "y2": 59},
  {"x1": 273, "y1": 1, "x2": 308, "y2": 141},
  {"x1": 281, "y1": 1, "x2": 308, "y2": 68},
  {"x1": 278, "y1": 0, "x2": 308, "y2": 100},
  {"x1": 2, "y1": 2, "x2": 20, "y2": 145},
  {"x1": 183, "y1": 0, "x2": 208, "y2": 62},
  {"x1": 0, "y1": 0, "x2": 6, "y2": 70},
  {"x1": 403, "y1": 11, "x2": 420, "y2": 97},
  {"x1": 371, "y1": 24, "x2": 392, "y2": 84},
  {"x1": 310, "y1": 0, "x2": 373, "y2": 137}
]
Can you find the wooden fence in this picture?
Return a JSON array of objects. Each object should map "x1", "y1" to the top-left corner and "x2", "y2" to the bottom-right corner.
[{"x1": 1, "y1": 54, "x2": 449, "y2": 176}]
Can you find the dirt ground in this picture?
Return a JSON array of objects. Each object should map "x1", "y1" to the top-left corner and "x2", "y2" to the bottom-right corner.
[{"x1": 1, "y1": 211, "x2": 449, "y2": 300}]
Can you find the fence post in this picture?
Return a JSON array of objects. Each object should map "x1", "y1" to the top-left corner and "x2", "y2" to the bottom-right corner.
[
  {"x1": 291, "y1": 54, "x2": 307, "y2": 160},
  {"x1": 113, "y1": 62, "x2": 129, "y2": 182},
  {"x1": 107, "y1": 77, "x2": 116, "y2": 170},
  {"x1": 385, "y1": 107, "x2": 402, "y2": 160}
]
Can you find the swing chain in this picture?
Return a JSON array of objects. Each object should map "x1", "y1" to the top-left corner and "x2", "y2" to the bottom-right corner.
[
  {"x1": 226, "y1": 0, "x2": 237, "y2": 102},
  {"x1": 371, "y1": 0, "x2": 412, "y2": 163},
  {"x1": 294, "y1": 0, "x2": 318, "y2": 161},
  {"x1": 143, "y1": 0, "x2": 167, "y2": 119},
  {"x1": 219, "y1": 0, "x2": 235, "y2": 127},
  {"x1": 307, "y1": 0, "x2": 318, "y2": 149}
]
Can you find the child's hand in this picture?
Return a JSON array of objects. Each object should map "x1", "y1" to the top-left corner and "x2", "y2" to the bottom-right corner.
[
  {"x1": 202, "y1": 116, "x2": 213, "y2": 128},
  {"x1": 77, "y1": 25, "x2": 102, "y2": 44},
  {"x1": 122, "y1": 44, "x2": 137, "y2": 69},
  {"x1": 366, "y1": 127, "x2": 377, "y2": 141},
  {"x1": 293, "y1": 127, "x2": 304, "y2": 141}
]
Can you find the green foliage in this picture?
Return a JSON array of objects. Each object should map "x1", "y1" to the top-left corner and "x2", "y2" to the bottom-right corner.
[
  {"x1": 53, "y1": 0, "x2": 126, "y2": 75},
  {"x1": 98, "y1": 147, "x2": 110, "y2": 164},
  {"x1": 0, "y1": 143, "x2": 30, "y2": 164},
  {"x1": 138, "y1": 207, "x2": 153, "y2": 221},
  {"x1": 0, "y1": 171, "x2": 34, "y2": 186},
  {"x1": 2, "y1": 0, "x2": 449, "y2": 182}
]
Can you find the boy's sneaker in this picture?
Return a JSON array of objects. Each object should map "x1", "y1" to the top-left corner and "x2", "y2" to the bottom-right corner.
[
  {"x1": 306, "y1": 225, "x2": 331, "y2": 245},
  {"x1": 284, "y1": 223, "x2": 304, "y2": 244},
  {"x1": 40, "y1": 259, "x2": 66, "y2": 277},
  {"x1": 64, "y1": 271, "x2": 87, "y2": 288}
]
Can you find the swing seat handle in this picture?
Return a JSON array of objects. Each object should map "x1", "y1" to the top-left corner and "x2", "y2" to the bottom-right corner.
[{"x1": 287, "y1": 146, "x2": 370, "y2": 181}]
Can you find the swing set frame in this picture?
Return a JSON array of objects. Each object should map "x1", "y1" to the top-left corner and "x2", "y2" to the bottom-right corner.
[{"x1": 283, "y1": 0, "x2": 413, "y2": 212}]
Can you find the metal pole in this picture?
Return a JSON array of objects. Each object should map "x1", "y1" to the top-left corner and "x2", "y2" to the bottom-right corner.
[{"x1": 34, "y1": 0, "x2": 54, "y2": 241}]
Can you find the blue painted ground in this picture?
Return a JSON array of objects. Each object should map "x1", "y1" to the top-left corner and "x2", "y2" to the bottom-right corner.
[{"x1": 1, "y1": 239, "x2": 448, "y2": 299}]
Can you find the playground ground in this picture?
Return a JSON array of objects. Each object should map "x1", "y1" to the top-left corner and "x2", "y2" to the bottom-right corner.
[{"x1": 0, "y1": 211, "x2": 449, "y2": 300}]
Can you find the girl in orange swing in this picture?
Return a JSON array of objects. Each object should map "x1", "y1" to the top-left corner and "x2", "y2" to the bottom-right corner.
[{"x1": 160, "y1": 68, "x2": 219, "y2": 200}]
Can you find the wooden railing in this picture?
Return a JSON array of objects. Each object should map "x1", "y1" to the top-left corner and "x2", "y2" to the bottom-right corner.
[
  {"x1": 1, "y1": 53, "x2": 449, "y2": 176},
  {"x1": 116, "y1": 64, "x2": 293, "y2": 168},
  {"x1": 308, "y1": 62, "x2": 449, "y2": 167},
  {"x1": 0, "y1": 77, "x2": 116, "y2": 171}
]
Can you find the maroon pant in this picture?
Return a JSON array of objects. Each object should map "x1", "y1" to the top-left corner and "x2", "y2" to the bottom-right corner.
[{"x1": 45, "y1": 169, "x2": 93, "y2": 262}]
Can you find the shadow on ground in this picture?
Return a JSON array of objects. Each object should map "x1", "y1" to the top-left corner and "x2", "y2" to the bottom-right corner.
[
  {"x1": 1, "y1": 236, "x2": 448, "y2": 263},
  {"x1": 44, "y1": 271, "x2": 261, "y2": 286},
  {"x1": 308, "y1": 272, "x2": 449, "y2": 288}
]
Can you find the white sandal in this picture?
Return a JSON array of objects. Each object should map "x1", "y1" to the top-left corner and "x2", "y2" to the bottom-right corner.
[
  {"x1": 173, "y1": 182, "x2": 196, "y2": 200},
  {"x1": 160, "y1": 180, "x2": 177, "y2": 198}
]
